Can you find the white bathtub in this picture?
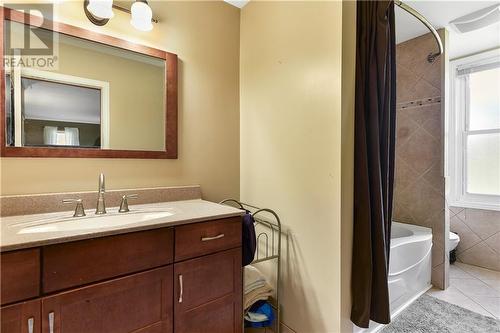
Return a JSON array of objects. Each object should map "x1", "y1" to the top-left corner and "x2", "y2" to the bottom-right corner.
[
  {"x1": 354, "y1": 222, "x2": 432, "y2": 333},
  {"x1": 388, "y1": 222, "x2": 433, "y2": 314}
]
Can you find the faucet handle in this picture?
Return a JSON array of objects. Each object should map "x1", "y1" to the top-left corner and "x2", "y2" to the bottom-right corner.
[
  {"x1": 119, "y1": 194, "x2": 138, "y2": 213},
  {"x1": 63, "y1": 198, "x2": 86, "y2": 217}
]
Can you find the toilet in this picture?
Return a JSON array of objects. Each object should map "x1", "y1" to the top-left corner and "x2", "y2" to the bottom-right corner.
[{"x1": 449, "y1": 232, "x2": 460, "y2": 251}]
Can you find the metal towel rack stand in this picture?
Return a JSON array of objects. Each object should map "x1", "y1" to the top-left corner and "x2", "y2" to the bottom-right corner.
[{"x1": 220, "y1": 199, "x2": 282, "y2": 333}]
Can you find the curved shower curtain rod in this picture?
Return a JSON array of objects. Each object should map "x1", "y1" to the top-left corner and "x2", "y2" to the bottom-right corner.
[{"x1": 395, "y1": 0, "x2": 444, "y2": 63}]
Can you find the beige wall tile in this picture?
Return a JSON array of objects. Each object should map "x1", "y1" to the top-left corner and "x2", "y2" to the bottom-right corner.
[
  {"x1": 455, "y1": 208, "x2": 467, "y2": 221},
  {"x1": 458, "y1": 242, "x2": 500, "y2": 272},
  {"x1": 432, "y1": 263, "x2": 445, "y2": 289},
  {"x1": 423, "y1": 162, "x2": 445, "y2": 195},
  {"x1": 450, "y1": 206, "x2": 465, "y2": 216},
  {"x1": 394, "y1": 158, "x2": 420, "y2": 192},
  {"x1": 398, "y1": 180, "x2": 444, "y2": 226},
  {"x1": 410, "y1": 79, "x2": 441, "y2": 101},
  {"x1": 396, "y1": 111, "x2": 419, "y2": 148},
  {"x1": 407, "y1": 103, "x2": 441, "y2": 126},
  {"x1": 432, "y1": 238, "x2": 445, "y2": 268},
  {"x1": 451, "y1": 207, "x2": 500, "y2": 272},
  {"x1": 421, "y1": 105, "x2": 443, "y2": 139},
  {"x1": 462, "y1": 209, "x2": 500, "y2": 240},
  {"x1": 398, "y1": 129, "x2": 440, "y2": 175},
  {"x1": 397, "y1": 32, "x2": 439, "y2": 79},
  {"x1": 485, "y1": 232, "x2": 500, "y2": 255},
  {"x1": 420, "y1": 60, "x2": 442, "y2": 91},
  {"x1": 393, "y1": 203, "x2": 415, "y2": 224},
  {"x1": 395, "y1": 31, "x2": 447, "y2": 286},
  {"x1": 396, "y1": 65, "x2": 419, "y2": 102},
  {"x1": 450, "y1": 215, "x2": 481, "y2": 253}
]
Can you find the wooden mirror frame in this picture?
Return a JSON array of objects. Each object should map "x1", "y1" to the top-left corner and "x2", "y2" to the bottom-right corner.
[{"x1": 0, "y1": 7, "x2": 178, "y2": 159}]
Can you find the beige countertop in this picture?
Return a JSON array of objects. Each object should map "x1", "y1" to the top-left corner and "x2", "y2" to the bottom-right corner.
[{"x1": 0, "y1": 199, "x2": 244, "y2": 252}]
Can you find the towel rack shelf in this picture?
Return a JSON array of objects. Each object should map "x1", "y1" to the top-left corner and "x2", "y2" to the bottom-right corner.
[{"x1": 220, "y1": 199, "x2": 282, "y2": 333}]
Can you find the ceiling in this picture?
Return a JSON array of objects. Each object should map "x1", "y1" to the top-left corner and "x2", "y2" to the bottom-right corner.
[
  {"x1": 22, "y1": 78, "x2": 101, "y2": 124},
  {"x1": 224, "y1": 0, "x2": 249, "y2": 9},
  {"x1": 395, "y1": 1, "x2": 500, "y2": 59},
  {"x1": 224, "y1": 0, "x2": 500, "y2": 59}
]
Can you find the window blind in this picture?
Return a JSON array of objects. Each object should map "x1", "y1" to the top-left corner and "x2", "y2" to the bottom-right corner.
[{"x1": 456, "y1": 60, "x2": 500, "y2": 76}]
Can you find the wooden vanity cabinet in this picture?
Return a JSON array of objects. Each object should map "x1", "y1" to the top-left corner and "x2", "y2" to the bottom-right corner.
[
  {"x1": 174, "y1": 218, "x2": 241, "y2": 261},
  {"x1": 0, "y1": 216, "x2": 243, "y2": 333},
  {"x1": 42, "y1": 228, "x2": 174, "y2": 293},
  {"x1": 41, "y1": 266, "x2": 173, "y2": 333},
  {"x1": 174, "y1": 248, "x2": 242, "y2": 333},
  {"x1": 1, "y1": 249, "x2": 40, "y2": 306},
  {"x1": 0, "y1": 300, "x2": 41, "y2": 333}
]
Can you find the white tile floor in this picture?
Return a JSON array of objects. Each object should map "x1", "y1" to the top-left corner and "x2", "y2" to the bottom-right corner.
[{"x1": 427, "y1": 262, "x2": 500, "y2": 319}]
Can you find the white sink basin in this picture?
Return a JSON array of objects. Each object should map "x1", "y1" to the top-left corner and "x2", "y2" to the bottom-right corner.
[
  {"x1": 1, "y1": 199, "x2": 243, "y2": 252},
  {"x1": 15, "y1": 209, "x2": 175, "y2": 234}
]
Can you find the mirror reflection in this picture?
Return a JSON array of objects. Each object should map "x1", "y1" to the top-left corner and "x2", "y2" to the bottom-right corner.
[{"x1": 4, "y1": 21, "x2": 166, "y2": 151}]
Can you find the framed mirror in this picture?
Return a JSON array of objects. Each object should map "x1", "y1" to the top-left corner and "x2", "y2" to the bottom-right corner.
[{"x1": 0, "y1": 6, "x2": 177, "y2": 159}]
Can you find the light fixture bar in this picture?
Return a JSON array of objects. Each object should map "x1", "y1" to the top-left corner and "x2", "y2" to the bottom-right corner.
[{"x1": 112, "y1": 4, "x2": 159, "y2": 24}]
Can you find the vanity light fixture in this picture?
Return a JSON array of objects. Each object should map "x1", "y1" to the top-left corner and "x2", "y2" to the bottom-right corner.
[
  {"x1": 131, "y1": 0, "x2": 154, "y2": 32},
  {"x1": 85, "y1": 0, "x2": 114, "y2": 26},
  {"x1": 84, "y1": 0, "x2": 157, "y2": 31}
]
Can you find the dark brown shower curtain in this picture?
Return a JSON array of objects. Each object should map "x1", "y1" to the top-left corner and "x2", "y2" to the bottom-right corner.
[{"x1": 350, "y1": 0, "x2": 396, "y2": 329}]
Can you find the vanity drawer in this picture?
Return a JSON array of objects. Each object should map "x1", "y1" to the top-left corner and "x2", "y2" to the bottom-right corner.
[
  {"x1": 174, "y1": 217, "x2": 241, "y2": 261},
  {"x1": 43, "y1": 228, "x2": 174, "y2": 293},
  {"x1": 1, "y1": 249, "x2": 40, "y2": 305}
]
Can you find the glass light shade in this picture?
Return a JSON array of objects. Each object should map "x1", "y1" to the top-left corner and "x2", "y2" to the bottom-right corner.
[
  {"x1": 131, "y1": 1, "x2": 153, "y2": 31},
  {"x1": 87, "y1": 0, "x2": 114, "y2": 19}
]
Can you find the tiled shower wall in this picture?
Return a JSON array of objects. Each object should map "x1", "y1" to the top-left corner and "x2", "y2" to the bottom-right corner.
[
  {"x1": 450, "y1": 207, "x2": 500, "y2": 271},
  {"x1": 393, "y1": 31, "x2": 448, "y2": 289}
]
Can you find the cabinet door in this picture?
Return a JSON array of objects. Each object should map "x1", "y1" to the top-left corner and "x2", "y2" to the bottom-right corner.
[
  {"x1": 41, "y1": 266, "x2": 173, "y2": 333},
  {"x1": 174, "y1": 248, "x2": 242, "y2": 333},
  {"x1": 1, "y1": 299, "x2": 41, "y2": 333},
  {"x1": 1, "y1": 249, "x2": 40, "y2": 305}
]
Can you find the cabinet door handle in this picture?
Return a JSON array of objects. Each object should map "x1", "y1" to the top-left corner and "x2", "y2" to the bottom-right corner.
[
  {"x1": 201, "y1": 234, "x2": 225, "y2": 242},
  {"x1": 178, "y1": 274, "x2": 183, "y2": 303},
  {"x1": 48, "y1": 312, "x2": 55, "y2": 333},
  {"x1": 27, "y1": 317, "x2": 34, "y2": 333}
]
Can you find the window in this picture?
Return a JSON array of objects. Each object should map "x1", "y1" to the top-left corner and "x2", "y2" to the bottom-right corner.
[{"x1": 449, "y1": 49, "x2": 500, "y2": 210}]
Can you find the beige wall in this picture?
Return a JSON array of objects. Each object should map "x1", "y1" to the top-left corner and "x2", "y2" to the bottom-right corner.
[
  {"x1": 1, "y1": 1, "x2": 241, "y2": 202},
  {"x1": 341, "y1": 0, "x2": 356, "y2": 332},
  {"x1": 240, "y1": 1, "x2": 348, "y2": 332},
  {"x1": 393, "y1": 30, "x2": 449, "y2": 289}
]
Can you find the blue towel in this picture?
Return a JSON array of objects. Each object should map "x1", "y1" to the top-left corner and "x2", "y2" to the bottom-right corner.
[
  {"x1": 242, "y1": 211, "x2": 256, "y2": 266},
  {"x1": 245, "y1": 301, "x2": 275, "y2": 328}
]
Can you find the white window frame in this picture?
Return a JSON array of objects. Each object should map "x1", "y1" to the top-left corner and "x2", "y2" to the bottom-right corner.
[
  {"x1": 448, "y1": 48, "x2": 500, "y2": 211},
  {"x1": 6, "y1": 67, "x2": 110, "y2": 149}
]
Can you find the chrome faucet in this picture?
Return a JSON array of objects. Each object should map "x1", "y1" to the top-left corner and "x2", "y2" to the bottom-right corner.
[{"x1": 95, "y1": 173, "x2": 107, "y2": 214}]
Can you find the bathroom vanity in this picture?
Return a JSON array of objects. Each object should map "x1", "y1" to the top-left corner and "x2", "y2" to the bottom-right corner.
[{"x1": 0, "y1": 200, "x2": 244, "y2": 333}]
